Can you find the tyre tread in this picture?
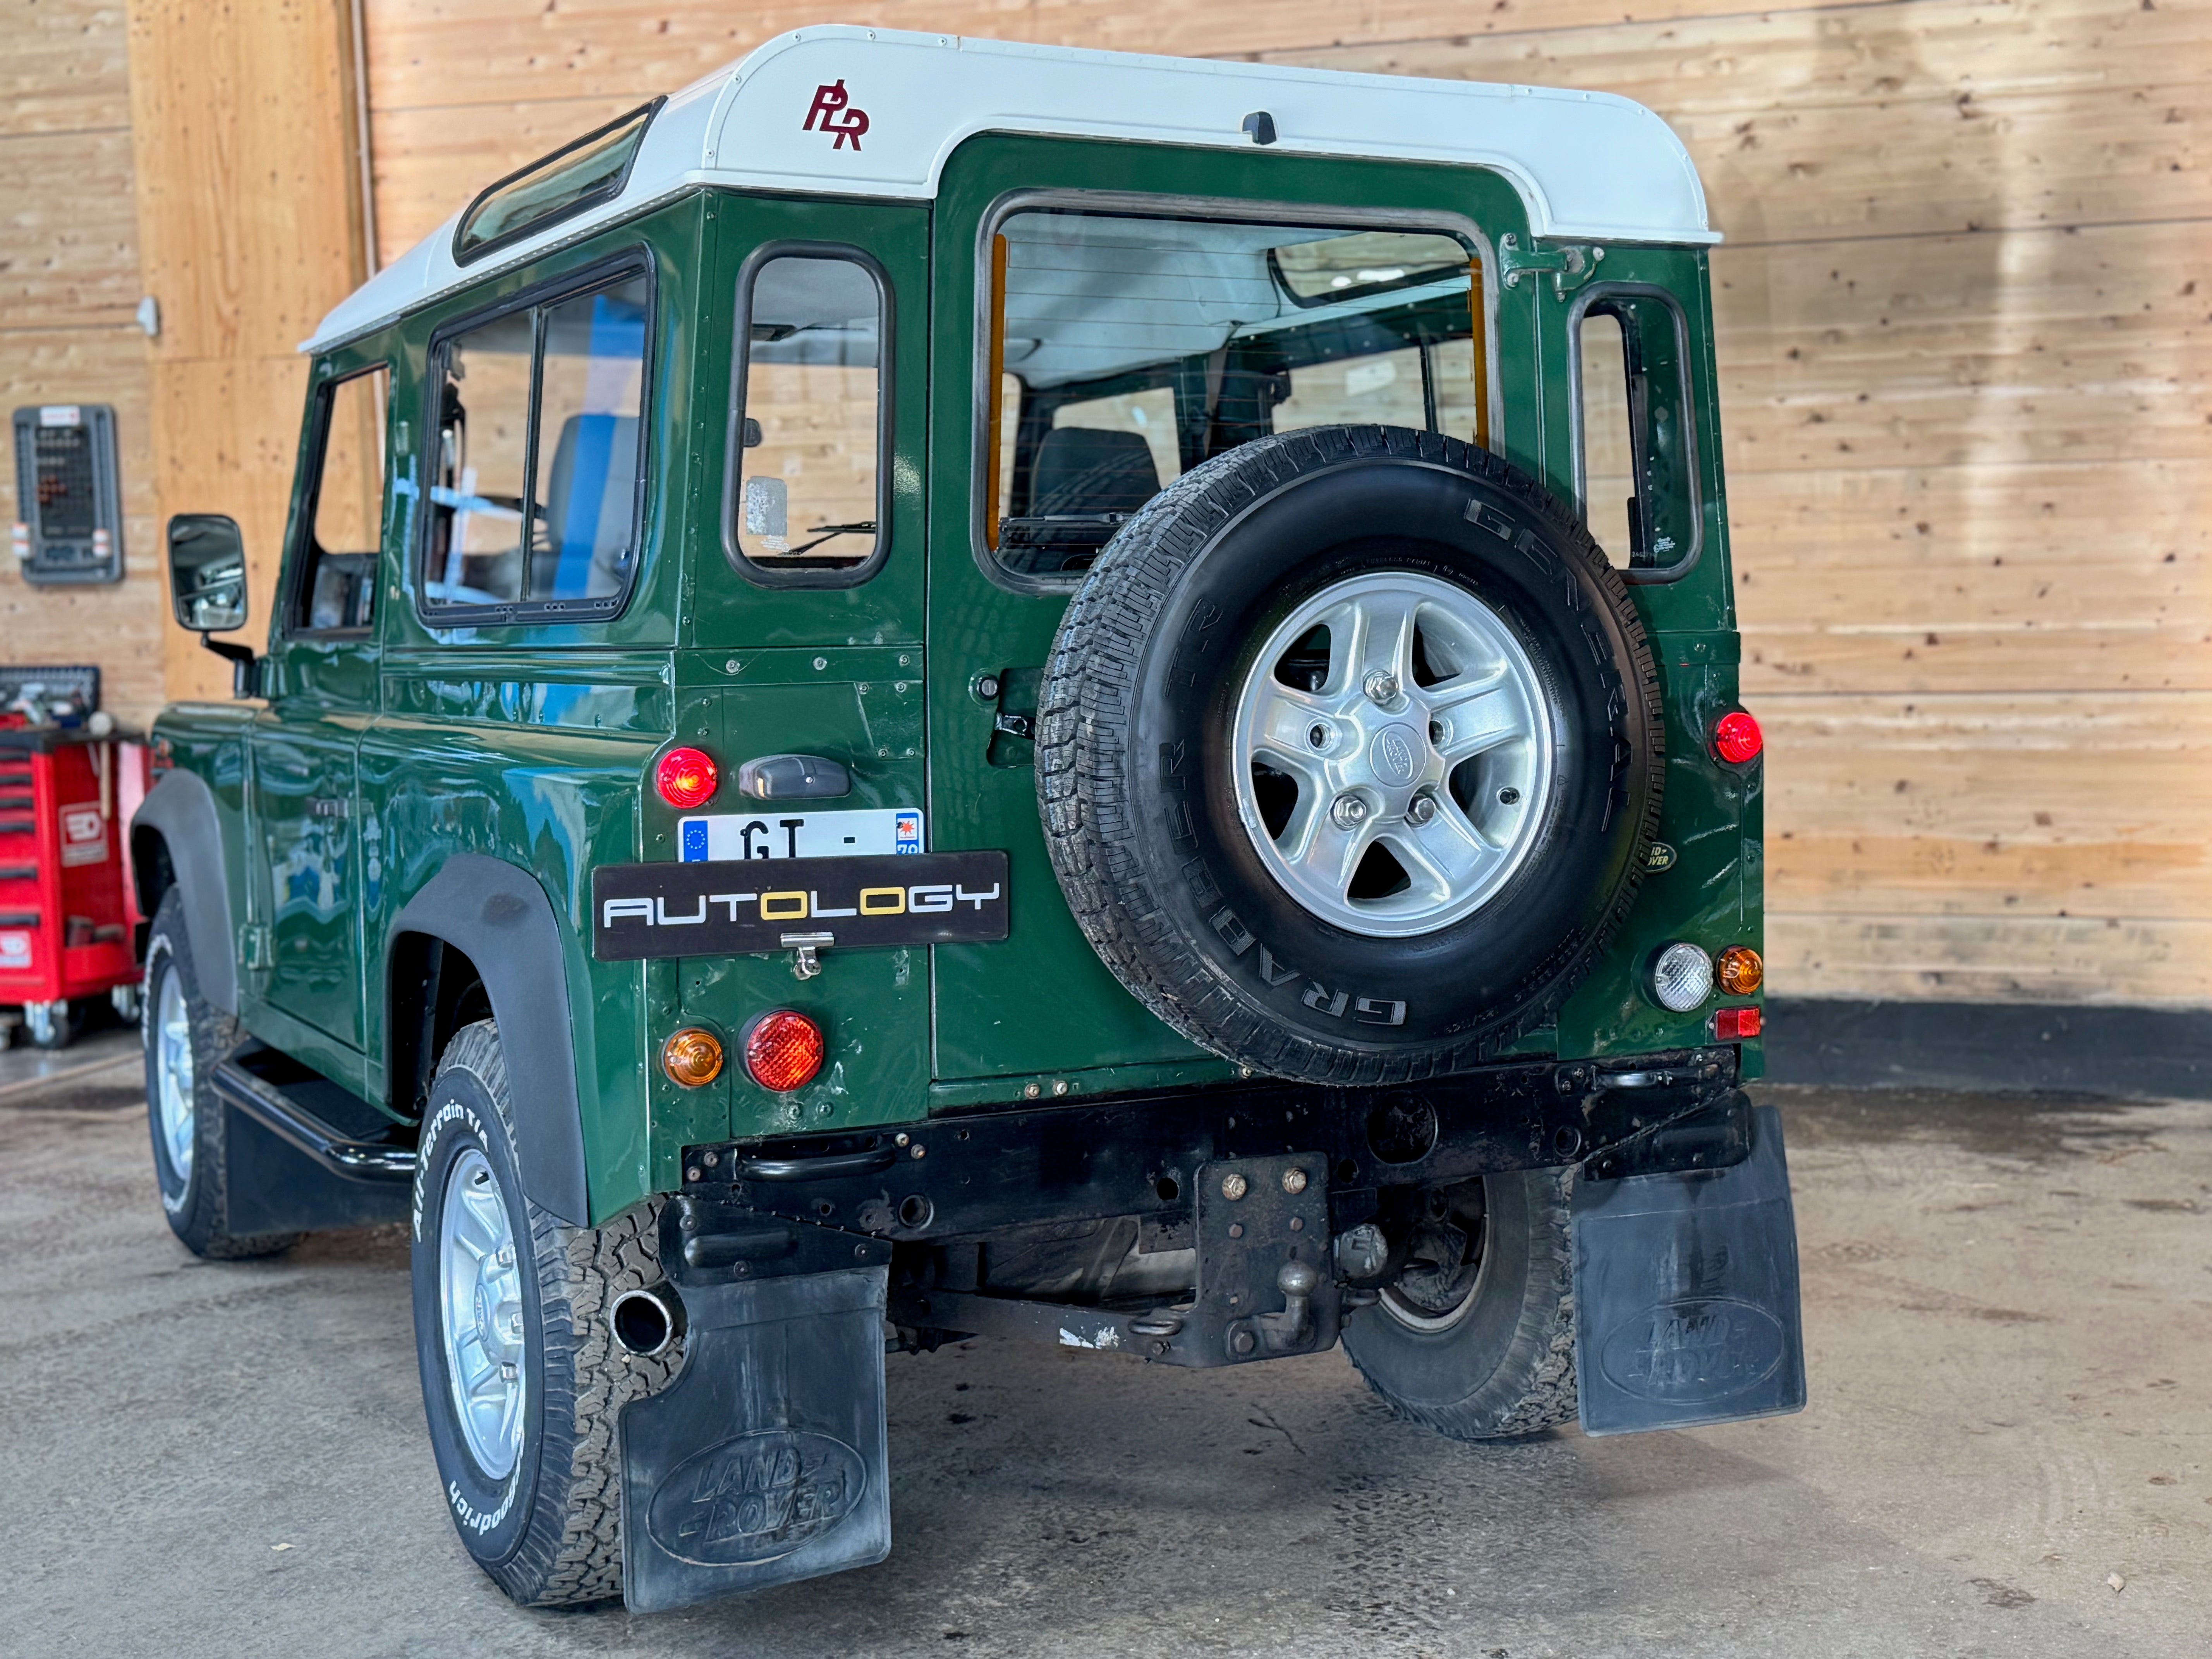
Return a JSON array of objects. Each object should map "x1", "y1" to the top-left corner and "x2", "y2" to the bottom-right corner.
[
  {"x1": 429, "y1": 1021, "x2": 680, "y2": 1608},
  {"x1": 143, "y1": 889, "x2": 300, "y2": 1261},
  {"x1": 1343, "y1": 1166, "x2": 1580, "y2": 1441}
]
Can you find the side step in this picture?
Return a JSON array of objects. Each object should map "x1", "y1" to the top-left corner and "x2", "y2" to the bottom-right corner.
[
  {"x1": 209, "y1": 1056, "x2": 415, "y2": 1235},
  {"x1": 211, "y1": 1060, "x2": 416, "y2": 1181}
]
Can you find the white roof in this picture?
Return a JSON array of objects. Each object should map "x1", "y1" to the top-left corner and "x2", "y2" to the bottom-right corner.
[{"x1": 305, "y1": 27, "x2": 1715, "y2": 353}]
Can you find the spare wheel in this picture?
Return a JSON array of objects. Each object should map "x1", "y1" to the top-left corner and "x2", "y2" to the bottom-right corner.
[{"x1": 1036, "y1": 425, "x2": 1663, "y2": 1086}]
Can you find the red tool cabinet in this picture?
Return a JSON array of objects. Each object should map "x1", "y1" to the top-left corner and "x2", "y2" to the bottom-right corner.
[{"x1": 0, "y1": 725, "x2": 149, "y2": 1047}]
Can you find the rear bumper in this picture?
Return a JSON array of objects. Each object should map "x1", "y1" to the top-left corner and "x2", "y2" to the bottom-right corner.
[{"x1": 670, "y1": 1044, "x2": 1750, "y2": 1281}]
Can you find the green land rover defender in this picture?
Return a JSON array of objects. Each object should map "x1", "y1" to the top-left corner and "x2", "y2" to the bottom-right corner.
[{"x1": 132, "y1": 30, "x2": 1799, "y2": 1614}]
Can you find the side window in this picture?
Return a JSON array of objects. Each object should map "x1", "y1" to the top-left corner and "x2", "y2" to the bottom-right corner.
[
  {"x1": 534, "y1": 285, "x2": 648, "y2": 601},
  {"x1": 1575, "y1": 291, "x2": 1699, "y2": 578},
  {"x1": 729, "y1": 253, "x2": 884, "y2": 578},
  {"x1": 424, "y1": 270, "x2": 649, "y2": 618},
  {"x1": 982, "y1": 213, "x2": 1487, "y2": 584},
  {"x1": 292, "y1": 364, "x2": 389, "y2": 633}
]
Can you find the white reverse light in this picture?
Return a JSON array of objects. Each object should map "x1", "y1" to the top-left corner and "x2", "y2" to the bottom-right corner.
[{"x1": 1650, "y1": 942, "x2": 1715, "y2": 1012}]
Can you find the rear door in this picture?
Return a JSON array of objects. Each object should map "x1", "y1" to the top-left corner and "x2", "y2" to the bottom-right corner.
[
  {"x1": 923, "y1": 147, "x2": 1221, "y2": 1086},
  {"x1": 922, "y1": 138, "x2": 1504, "y2": 1087}
]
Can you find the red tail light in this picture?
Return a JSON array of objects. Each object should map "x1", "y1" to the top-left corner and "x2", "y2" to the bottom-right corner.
[
  {"x1": 743, "y1": 1010, "x2": 824, "y2": 1092},
  {"x1": 1714, "y1": 1005, "x2": 1763, "y2": 1041},
  {"x1": 656, "y1": 747, "x2": 718, "y2": 809},
  {"x1": 1713, "y1": 710, "x2": 1764, "y2": 765}
]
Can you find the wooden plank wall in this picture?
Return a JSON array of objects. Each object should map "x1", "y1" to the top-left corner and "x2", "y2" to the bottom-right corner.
[
  {"x1": 0, "y1": 0, "x2": 167, "y2": 725},
  {"x1": 3, "y1": 2, "x2": 2191, "y2": 1005},
  {"x1": 125, "y1": 0, "x2": 371, "y2": 706},
  {"x1": 359, "y1": 0, "x2": 2209, "y2": 1009}
]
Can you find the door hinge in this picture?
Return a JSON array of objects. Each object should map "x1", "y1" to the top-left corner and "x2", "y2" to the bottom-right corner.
[
  {"x1": 1497, "y1": 233, "x2": 1604, "y2": 300},
  {"x1": 238, "y1": 924, "x2": 271, "y2": 971}
]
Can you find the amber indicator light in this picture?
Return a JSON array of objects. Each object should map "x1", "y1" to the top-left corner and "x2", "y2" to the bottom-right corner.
[
  {"x1": 1717, "y1": 945, "x2": 1764, "y2": 996},
  {"x1": 1713, "y1": 710, "x2": 1763, "y2": 765},
  {"x1": 661, "y1": 1027, "x2": 725, "y2": 1088},
  {"x1": 743, "y1": 1010, "x2": 824, "y2": 1092},
  {"x1": 656, "y1": 746, "x2": 718, "y2": 809}
]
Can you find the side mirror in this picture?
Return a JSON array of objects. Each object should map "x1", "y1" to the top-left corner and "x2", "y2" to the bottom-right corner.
[
  {"x1": 167, "y1": 514, "x2": 249, "y2": 632},
  {"x1": 165, "y1": 514, "x2": 259, "y2": 696}
]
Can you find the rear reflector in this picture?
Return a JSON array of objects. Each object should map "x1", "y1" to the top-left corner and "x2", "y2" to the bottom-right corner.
[
  {"x1": 743, "y1": 1010, "x2": 824, "y2": 1092},
  {"x1": 1714, "y1": 1005, "x2": 1763, "y2": 1041},
  {"x1": 1713, "y1": 710, "x2": 1764, "y2": 765}
]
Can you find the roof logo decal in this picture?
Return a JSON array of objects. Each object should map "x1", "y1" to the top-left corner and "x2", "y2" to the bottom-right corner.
[{"x1": 802, "y1": 80, "x2": 869, "y2": 151}]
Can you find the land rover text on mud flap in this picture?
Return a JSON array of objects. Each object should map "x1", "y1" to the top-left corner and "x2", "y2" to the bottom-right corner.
[{"x1": 131, "y1": 29, "x2": 1799, "y2": 1615}]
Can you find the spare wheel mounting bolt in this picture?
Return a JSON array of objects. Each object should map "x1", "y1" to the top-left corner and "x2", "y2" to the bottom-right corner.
[
  {"x1": 1363, "y1": 670, "x2": 1400, "y2": 705},
  {"x1": 1406, "y1": 792, "x2": 1438, "y2": 826},
  {"x1": 1332, "y1": 793, "x2": 1370, "y2": 830}
]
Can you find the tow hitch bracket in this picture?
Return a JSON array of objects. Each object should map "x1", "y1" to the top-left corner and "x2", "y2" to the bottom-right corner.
[{"x1": 888, "y1": 1151, "x2": 1339, "y2": 1368}]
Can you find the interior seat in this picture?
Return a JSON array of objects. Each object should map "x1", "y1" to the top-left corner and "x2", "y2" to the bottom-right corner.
[{"x1": 532, "y1": 412, "x2": 640, "y2": 599}]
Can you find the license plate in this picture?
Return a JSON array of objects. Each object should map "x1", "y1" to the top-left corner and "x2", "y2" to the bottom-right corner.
[
  {"x1": 592, "y1": 850, "x2": 1007, "y2": 962},
  {"x1": 678, "y1": 807, "x2": 922, "y2": 862}
]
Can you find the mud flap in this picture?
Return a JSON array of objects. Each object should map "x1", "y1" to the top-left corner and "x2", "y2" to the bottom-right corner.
[
  {"x1": 221, "y1": 1103, "x2": 410, "y2": 1235},
  {"x1": 619, "y1": 1266, "x2": 891, "y2": 1613},
  {"x1": 1571, "y1": 1102, "x2": 1806, "y2": 1435}
]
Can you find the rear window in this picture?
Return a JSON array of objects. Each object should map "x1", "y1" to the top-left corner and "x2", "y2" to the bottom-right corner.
[{"x1": 981, "y1": 210, "x2": 1487, "y2": 584}]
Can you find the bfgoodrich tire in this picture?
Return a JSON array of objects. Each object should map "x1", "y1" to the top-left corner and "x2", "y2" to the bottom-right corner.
[
  {"x1": 410, "y1": 1021, "x2": 678, "y2": 1607},
  {"x1": 1340, "y1": 1167, "x2": 1579, "y2": 1440},
  {"x1": 1038, "y1": 424, "x2": 1663, "y2": 1085},
  {"x1": 142, "y1": 887, "x2": 298, "y2": 1260}
]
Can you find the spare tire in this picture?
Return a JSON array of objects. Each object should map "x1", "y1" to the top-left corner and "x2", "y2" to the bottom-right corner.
[{"x1": 1037, "y1": 425, "x2": 1662, "y2": 1085}]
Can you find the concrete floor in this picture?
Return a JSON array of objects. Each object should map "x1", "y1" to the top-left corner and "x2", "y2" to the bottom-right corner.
[{"x1": 3, "y1": 1041, "x2": 2207, "y2": 1657}]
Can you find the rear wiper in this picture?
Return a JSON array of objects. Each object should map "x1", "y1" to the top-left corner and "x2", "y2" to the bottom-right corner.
[
  {"x1": 998, "y1": 512, "x2": 1134, "y2": 529},
  {"x1": 774, "y1": 521, "x2": 877, "y2": 557}
]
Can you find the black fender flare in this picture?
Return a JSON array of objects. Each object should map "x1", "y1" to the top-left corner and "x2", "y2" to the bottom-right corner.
[
  {"x1": 390, "y1": 855, "x2": 590, "y2": 1226},
  {"x1": 129, "y1": 769, "x2": 238, "y2": 1014}
]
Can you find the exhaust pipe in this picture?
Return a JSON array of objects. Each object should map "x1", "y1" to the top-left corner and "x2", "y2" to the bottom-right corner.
[{"x1": 610, "y1": 1283, "x2": 687, "y2": 1358}]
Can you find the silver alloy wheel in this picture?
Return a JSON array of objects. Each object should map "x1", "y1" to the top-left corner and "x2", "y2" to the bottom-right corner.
[
  {"x1": 153, "y1": 967, "x2": 195, "y2": 1201},
  {"x1": 439, "y1": 1148, "x2": 528, "y2": 1481},
  {"x1": 1231, "y1": 571, "x2": 1554, "y2": 936}
]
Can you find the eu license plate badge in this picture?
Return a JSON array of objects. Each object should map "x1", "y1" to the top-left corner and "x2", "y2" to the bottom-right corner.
[{"x1": 678, "y1": 807, "x2": 924, "y2": 862}]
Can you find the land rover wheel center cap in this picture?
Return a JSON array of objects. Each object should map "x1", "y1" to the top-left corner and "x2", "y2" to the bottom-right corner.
[{"x1": 1369, "y1": 724, "x2": 1422, "y2": 786}]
